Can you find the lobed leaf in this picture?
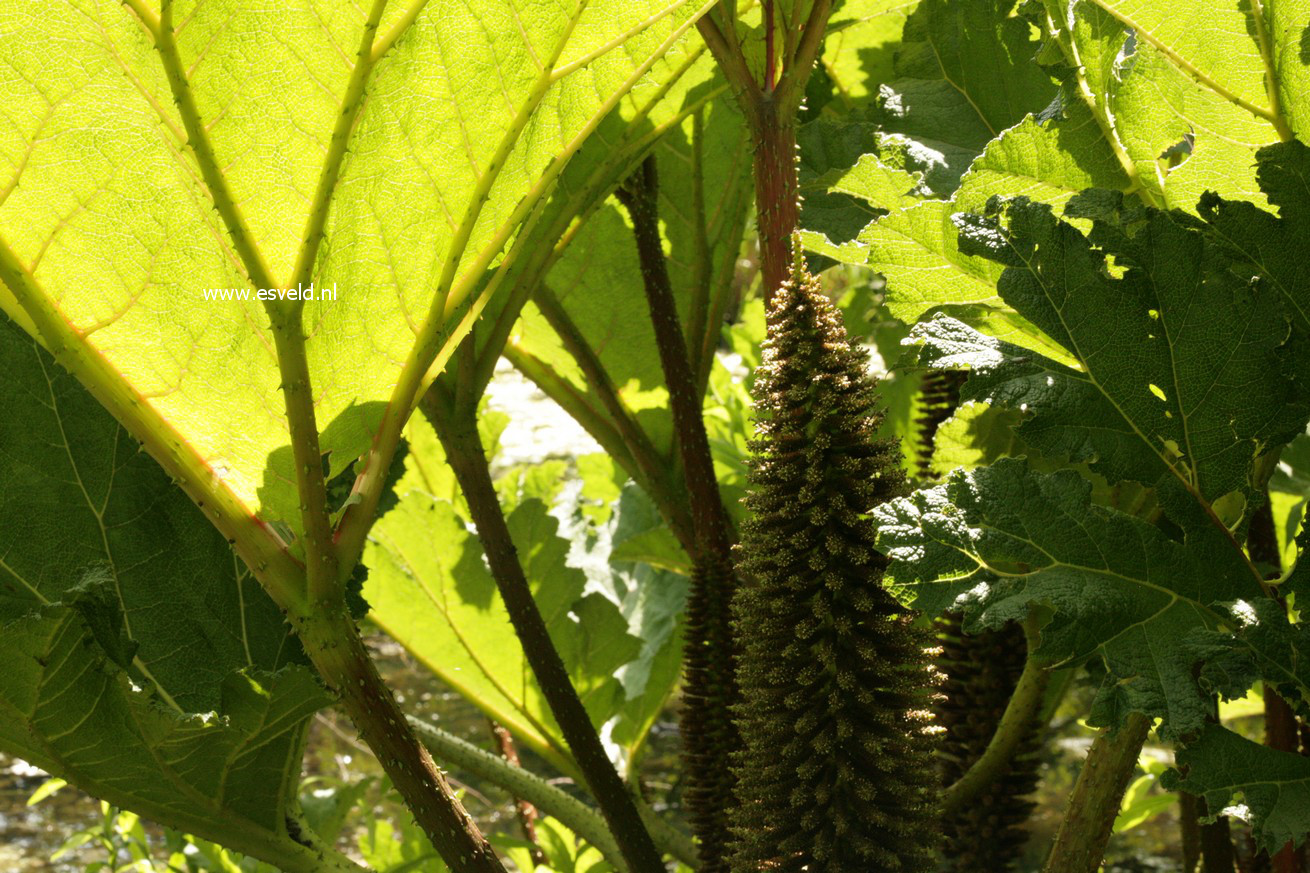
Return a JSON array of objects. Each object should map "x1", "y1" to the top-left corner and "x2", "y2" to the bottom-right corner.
[
  {"x1": 873, "y1": 457, "x2": 1261, "y2": 736},
  {"x1": 0, "y1": 313, "x2": 335, "y2": 870},
  {"x1": 930, "y1": 194, "x2": 1308, "y2": 502},
  {"x1": 1169, "y1": 723, "x2": 1310, "y2": 855}
]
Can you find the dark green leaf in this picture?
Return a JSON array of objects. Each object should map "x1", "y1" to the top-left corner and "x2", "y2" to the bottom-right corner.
[
  {"x1": 874, "y1": 458, "x2": 1262, "y2": 736},
  {"x1": 0, "y1": 315, "x2": 333, "y2": 869},
  {"x1": 937, "y1": 194, "x2": 1308, "y2": 501}
]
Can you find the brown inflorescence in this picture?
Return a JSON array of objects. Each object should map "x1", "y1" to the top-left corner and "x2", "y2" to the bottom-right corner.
[
  {"x1": 728, "y1": 246, "x2": 938, "y2": 872},
  {"x1": 935, "y1": 612, "x2": 1043, "y2": 871}
]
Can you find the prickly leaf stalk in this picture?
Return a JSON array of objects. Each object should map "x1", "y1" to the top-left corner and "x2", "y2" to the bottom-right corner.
[
  {"x1": 935, "y1": 612, "x2": 1043, "y2": 871},
  {"x1": 617, "y1": 156, "x2": 744, "y2": 873},
  {"x1": 728, "y1": 248, "x2": 937, "y2": 872}
]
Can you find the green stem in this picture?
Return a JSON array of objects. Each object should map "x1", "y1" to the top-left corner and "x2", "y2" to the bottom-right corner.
[
  {"x1": 150, "y1": 0, "x2": 277, "y2": 290},
  {"x1": 287, "y1": 0, "x2": 390, "y2": 291},
  {"x1": 695, "y1": 15, "x2": 763, "y2": 125},
  {"x1": 1042, "y1": 711, "x2": 1152, "y2": 873},
  {"x1": 1181, "y1": 791, "x2": 1202, "y2": 873},
  {"x1": 294, "y1": 608, "x2": 506, "y2": 873},
  {"x1": 267, "y1": 309, "x2": 339, "y2": 602},
  {"x1": 409, "y1": 718, "x2": 701, "y2": 870},
  {"x1": 940, "y1": 614, "x2": 1050, "y2": 817},
  {"x1": 411, "y1": 717, "x2": 627, "y2": 870},
  {"x1": 641, "y1": 800, "x2": 700, "y2": 870},
  {"x1": 425, "y1": 394, "x2": 666, "y2": 873},
  {"x1": 1198, "y1": 807, "x2": 1237, "y2": 872}
]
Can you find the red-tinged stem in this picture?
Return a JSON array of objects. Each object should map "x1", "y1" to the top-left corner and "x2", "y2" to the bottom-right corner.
[
  {"x1": 695, "y1": 0, "x2": 831, "y2": 305},
  {"x1": 617, "y1": 158, "x2": 741, "y2": 872},
  {"x1": 489, "y1": 721, "x2": 546, "y2": 869},
  {"x1": 425, "y1": 391, "x2": 666, "y2": 873},
  {"x1": 750, "y1": 105, "x2": 800, "y2": 306}
]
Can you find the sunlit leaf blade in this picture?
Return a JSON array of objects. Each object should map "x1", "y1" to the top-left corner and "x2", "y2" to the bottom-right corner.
[
  {"x1": 1085, "y1": 0, "x2": 1274, "y2": 120},
  {"x1": 938, "y1": 193, "x2": 1308, "y2": 501},
  {"x1": 874, "y1": 0, "x2": 1056, "y2": 192},
  {"x1": 821, "y1": 0, "x2": 919, "y2": 108},
  {"x1": 1033, "y1": 0, "x2": 1286, "y2": 210},
  {"x1": 1265, "y1": 0, "x2": 1310, "y2": 138},
  {"x1": 796, "y1": 118, "x2": 922, "y2": 245},
  {"x1": 873, "y1": 458, "x2": 1261, "y2": 735},
  {"x1": 802, "y1": 198, "x2": 1077, "y2": 367},
  {"x1": 0, "y1": 313, "x2": 333, "y2": 870},
  {"x1": 927, "y1": 401, "x2": 1025, "y2": 477},
  {"x1": 952, "y1": 108, "x2": 1132, "y2": 213},
  {"x1": 0, "y1": 0, "x2": 704, "y2": 534},
  {"x1": 1197, "y1": 140, "x2": 1310, "y2": 335}
]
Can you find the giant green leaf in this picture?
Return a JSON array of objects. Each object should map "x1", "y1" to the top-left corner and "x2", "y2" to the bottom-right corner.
[
  {"x1": 0, "y1": 0, "x2": 711, "y2": 548},
  {"x1": 872, "y1": 0, "x2": 1057, "y2": 192},
  {"x1": 920, "y1": 193, "x2": 1309, "y2": 502},
  {"x1": 875, "y1": 167, "x2": 1310, "y2": 852},
  {"x1": 878, "y1": 455, "x2": 1310, "y2": 849},
  {"x1": 0, "y1": 313, "x2": 338, "y2": 871},
  {"x1": 796, "y1": 118, "x2": 922, "y2": 244},
  {"x1": 874, "y1": 458, "x2": 1262, "y2": 736}
]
